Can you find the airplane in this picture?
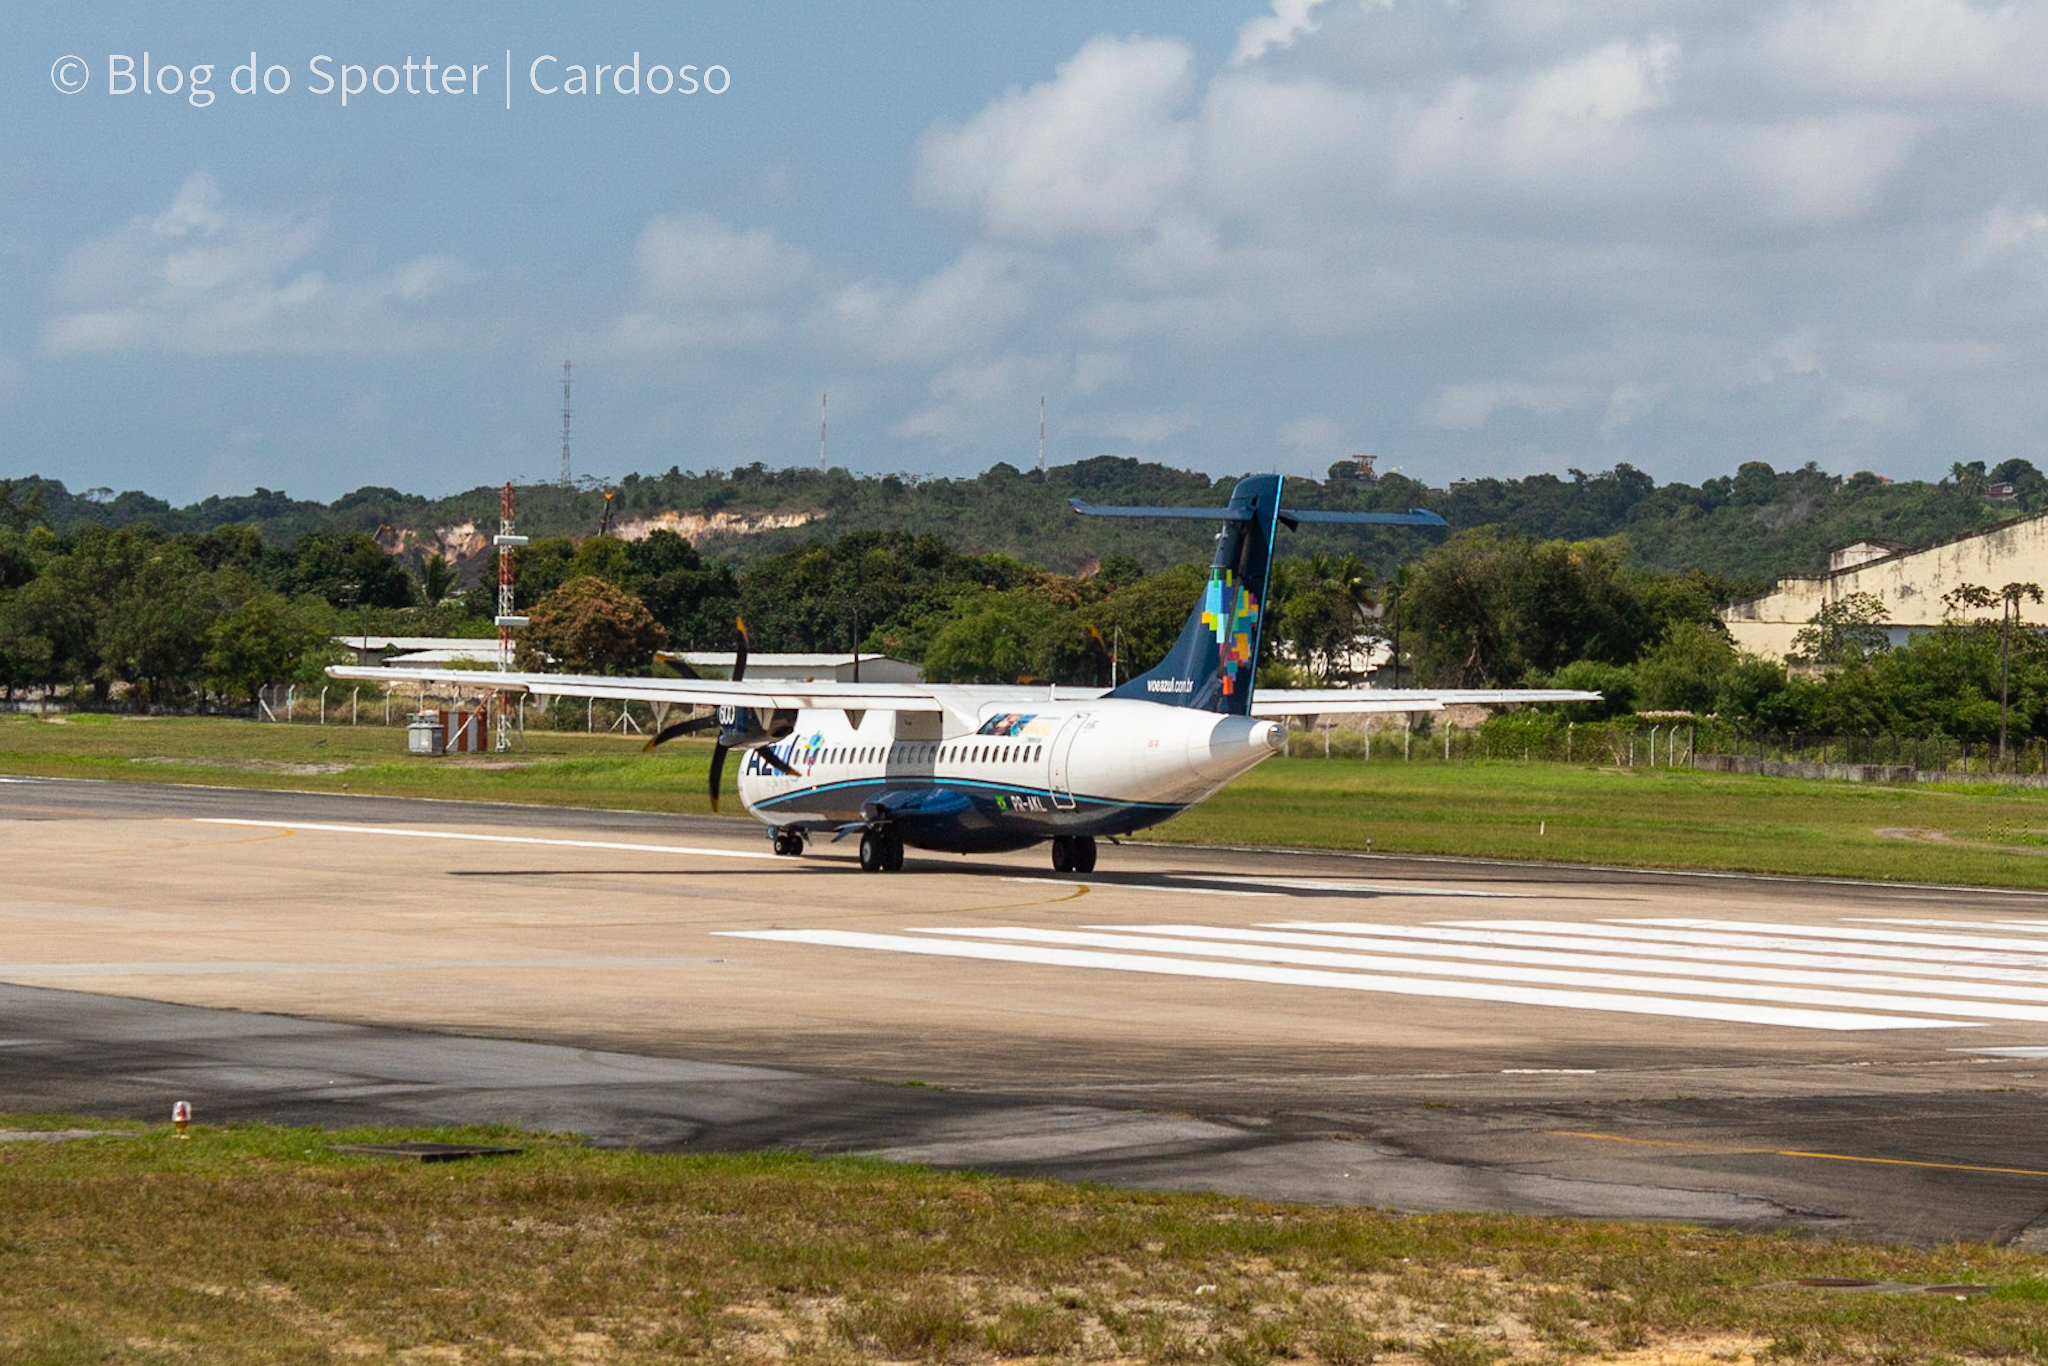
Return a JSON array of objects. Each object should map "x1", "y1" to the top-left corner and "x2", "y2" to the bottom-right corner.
[{"x1": 331, "y1": 474, "x2": 1595, "y2": 873}]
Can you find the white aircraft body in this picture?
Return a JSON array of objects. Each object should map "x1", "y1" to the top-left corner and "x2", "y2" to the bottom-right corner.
[{"x1": 333, "y1": 475, "x2": 1594, "y2": 873}]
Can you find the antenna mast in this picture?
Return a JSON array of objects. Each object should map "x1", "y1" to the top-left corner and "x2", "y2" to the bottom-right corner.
[
  {"x1": 1038, "y1": 395, "x2": 1046, "y2": 473},
  {"x1": 492, "y1": 481, "x2": 530, "y2": 751},
  {"x1": 819, "y1": 392, "x2": 828, "y2": 471},
  {"x1": 559, "y1": 360, "x2": 572, "y2": 486}
]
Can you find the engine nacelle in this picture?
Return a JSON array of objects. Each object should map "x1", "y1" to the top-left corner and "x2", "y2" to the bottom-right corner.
[{"x1": 717, "y1": 705, "x2": 797, "y2": 750}]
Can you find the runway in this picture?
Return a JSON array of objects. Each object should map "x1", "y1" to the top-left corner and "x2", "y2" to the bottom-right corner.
[{"x1": 6, "y1": 774, "x2": 2048, "y2": 1246}]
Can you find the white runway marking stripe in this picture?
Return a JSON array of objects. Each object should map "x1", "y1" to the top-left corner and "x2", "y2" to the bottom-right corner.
[
  {"x1": 194, "y1": 818, "x2": 778, "y2": 861},
  {"x1": 721, "y1": 929, "x2": 1972, "y2": 1031},
  {"x1": 916, "y1": 926, "x2": 2048, "y2": 1023},
  {"x1": 1121, "y1": 923, "x2": 2048, "y2": 1005},
  {"x1": 1447, "y1": 919, "x2": 2048, "y2": 969},
  {"x1": 1852, "y1": 918, "x2": 2048, "y2": 937},
  {"x1": 1260, "y1": 920, "x2": 2048, "y2": 987},
  {"x1": 1610, "y1": 917, "x2": 2048, "y2": 955}
]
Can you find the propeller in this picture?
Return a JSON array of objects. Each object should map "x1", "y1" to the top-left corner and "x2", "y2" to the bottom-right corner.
[{"x1": 642, "y1": 618, "x2": 799, "y2": 812}]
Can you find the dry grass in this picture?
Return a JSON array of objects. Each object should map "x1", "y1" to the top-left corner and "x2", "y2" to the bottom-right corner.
[{"x1": 2, "y1": 1117, "x2": 2045, "y2": 1365}]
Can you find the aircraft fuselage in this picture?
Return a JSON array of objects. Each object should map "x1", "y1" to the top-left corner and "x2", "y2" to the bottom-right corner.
[{"x1": 737, "y1": 698, "x2": 1285, "y2": 853}]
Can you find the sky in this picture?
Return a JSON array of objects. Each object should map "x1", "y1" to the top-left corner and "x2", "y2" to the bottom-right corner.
[{"x1": 8, "y1": 0, "x2": 2048, "y2": 504}]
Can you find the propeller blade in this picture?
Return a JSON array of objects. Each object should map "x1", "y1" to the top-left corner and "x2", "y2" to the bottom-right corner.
[
  {"x1": 757, "y1": 746, "x2": 800, "y2": 777},
  {"x1": 733, "y1": 616, "x2": 749, "y2": 683},
  {"x1": 707, "y1": 741, "x2": 728, "y2": 814},
  {"x1": 642, "y1": 713, "x2": 720, "y2": 752}
]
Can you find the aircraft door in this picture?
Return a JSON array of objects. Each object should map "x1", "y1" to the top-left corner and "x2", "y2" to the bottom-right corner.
[{"x1": 1048, "y1": 712, "x2": 1087, "y2": 810}]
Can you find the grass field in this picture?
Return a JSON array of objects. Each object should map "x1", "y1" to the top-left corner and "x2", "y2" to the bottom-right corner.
[
  {"x1": 10, "y1": 713, "x2": 2048, "y2": 886},
  {"x1": 3, "y1": 1115, "x2": 2044, "y2": 1366}
]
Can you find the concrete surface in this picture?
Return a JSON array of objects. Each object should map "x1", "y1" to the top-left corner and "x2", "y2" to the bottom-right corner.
[{"x1": 4, "y1": 774, "x2": 2048, "y2": 1246}]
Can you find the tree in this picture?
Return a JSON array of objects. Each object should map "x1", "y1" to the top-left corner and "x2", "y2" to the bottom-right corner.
[
  {"x1": 1787, "y1": 593, "x2": 1890, "y2": 668},
  {"x1": 1943, "y1": 581, "x2": 2045, "y2": 759},
  {"x1": 1400, "y1": 530, "x2": 1694, "y2": 685},
  {"x1": 517, "y1": 576, "x2": 666, "y2": 674},
  {"x1": 204, "y1": 592, "x2": 326, "y2": 705},
  {"x1": 1633, "y1": 621, "x2": 1737, "y2": 713},
  {"x1": 419, "y1": 553, "x2": 458, "y2": 605},
  {"x1": 1269, "y1": 553, "x2": 1377, "y2": 684},
  {"x1": 291, "y1": 532, "x2": 415, "y2": 609}
]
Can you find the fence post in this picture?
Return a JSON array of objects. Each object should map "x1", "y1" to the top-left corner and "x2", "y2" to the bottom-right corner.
[
  {"x1": 319, "y1": 686, "x2": 327, "y2": 726},
  {"x1": 588, "y1": 696, "x2": 594, "y2": 733},
  {"x1": 286, "y1": 686, "x2": 295, "y2": 723},
  {"x1": 351, "y1": 687, "x2": 358, "y2": 725}
]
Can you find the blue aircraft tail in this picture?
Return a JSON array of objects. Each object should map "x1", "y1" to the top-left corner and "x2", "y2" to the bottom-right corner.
[{"x1": 1070, "y1": 475, "x2": 1447, "y2": 716}]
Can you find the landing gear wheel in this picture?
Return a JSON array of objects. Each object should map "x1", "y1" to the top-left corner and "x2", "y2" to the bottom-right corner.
[
  {"x1": 859, "y1": 830, "x2": 886, "y2": 873},
  {"x1": 882, "y1": 832, "x2": 905, "y2": 872},
  {"x1": 1071, "y1": 835, "x2": 1097, "y2": 874},
  {"x1": 1050, "y1": 836, "x2": 1074, "y2": 873},
  {"x1": 772, "y1": 831, "x2": 804, "y2": 857}
]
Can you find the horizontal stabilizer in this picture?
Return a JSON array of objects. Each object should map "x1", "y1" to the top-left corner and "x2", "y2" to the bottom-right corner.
[
  {"x1": 1281, "y1": 508, "x2": 1448, "y2": 528},
  {"x1": 1069, "y1": 498, "x2": 1252, "y2": 521}
]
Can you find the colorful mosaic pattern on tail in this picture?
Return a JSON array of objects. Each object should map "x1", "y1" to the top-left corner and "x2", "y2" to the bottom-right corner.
[{"x1": 1199, "y1": 570, "x2": 1260, "y2": 695}]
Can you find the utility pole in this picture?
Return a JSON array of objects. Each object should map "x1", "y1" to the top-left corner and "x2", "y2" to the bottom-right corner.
[
  {"x1": 1038, "y1": 395, "x2": 1046, "y2": 474},
  {"x1": 559, "y1": 361, "x2": 572, "y2": 487},
  {"x1": 493, "y1": 482, "x2": 530, "y2": 752},
  {"x1": 819, "y1": 392, "x2": 828, "y2": 471}
]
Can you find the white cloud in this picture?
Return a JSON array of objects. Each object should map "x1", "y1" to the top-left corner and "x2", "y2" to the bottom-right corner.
[
  {"x1": 916, "y1": 34, "x2": 1197, "y2": 241},
  {"x1": 43, "y1": 174, "x2": 473, "y2": 358},
  {"x1": 893, "y1": 351, "x2": 1128, "y2": 448},
  {"x1": 1278, "y1": 413, "x2": 1346, "y2": 455},
  {"x1": 1231, "y1": 0, "x2": 1342, "y2": 65},
  {"x1": 1828, "y1": 383, "x2": 1918, "y2": 427},
  {"x1": 1743, "y1": 329, "x2": 1827, "y2": 385},
  {"x1": 1758, "y1": 0, "x2": 2048, "y2": 104},
  {"x1": 614, "y1": 213, "x2": 815, "y2": 353},
  {"x1": 1068, "y1": 407, "x2": 1200, "y2": 448},
  {"x1": 820, "y1": 246, "x2": 1031, "y2": 366},
  {"x1": 1425, "y1": 382, "x2": 1587, "y2": 429}
]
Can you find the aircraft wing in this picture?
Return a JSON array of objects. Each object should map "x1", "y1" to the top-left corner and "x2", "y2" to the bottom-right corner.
[
  {"x1": 1250, "y1": 688, "x2": 1601, "y2": 716},
  {"x1": 327, "y1": 664, "x2": 951, "y2": 713}
]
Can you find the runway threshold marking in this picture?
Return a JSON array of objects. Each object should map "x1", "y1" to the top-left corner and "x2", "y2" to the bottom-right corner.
[
  {"x1": 1081, "y1": 924, "x2": 2048, "y2": 1009},
  {"x1": 725, "y1": 912, "x2": 2048, "y2": 1031},
  {"x1": 194, "y1": 818, "x2": 778, "y2": 861},
  {"x1": 1548, "y1": 1130, "x2": 2048, "y2": 1179},
  {"x1": 720, "y1": 928, "x2": 1971, "y2": 1031},
  {"x1": 913, "y1": 925, "x2": 2048, "y2": 1023}
]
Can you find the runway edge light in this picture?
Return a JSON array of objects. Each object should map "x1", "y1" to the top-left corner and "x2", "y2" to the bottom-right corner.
[{"x1": 172, "y1": 1100, "x2": 190, "y2": 1139}]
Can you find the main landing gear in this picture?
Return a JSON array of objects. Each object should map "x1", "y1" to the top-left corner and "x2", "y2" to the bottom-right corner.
[
  {"x1": 1049, "y1": 834, "x2": 1097, "y2": 874},
  {"x1": 771, "y1": 829, "x2": 805, "y2": 857},
  {"x1": 858, "y1": 828, "x2": 905, "y2": 873}
]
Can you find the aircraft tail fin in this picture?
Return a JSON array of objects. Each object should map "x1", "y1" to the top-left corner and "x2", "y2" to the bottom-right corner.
[{"x1": 1071, "y1": 478, "x2": 1445, "y2": 716}]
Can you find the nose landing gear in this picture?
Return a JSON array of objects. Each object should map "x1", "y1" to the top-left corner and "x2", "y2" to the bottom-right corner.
[
  {"x1": 771, "y1": 829, "x2": 805, "y2": 857},
  {"x1": 858, "y1": 828, "x2": 905, "y2": 873},
  {"x1": 1049, "y1": 834, "x2": 1097, "y2": 873}
]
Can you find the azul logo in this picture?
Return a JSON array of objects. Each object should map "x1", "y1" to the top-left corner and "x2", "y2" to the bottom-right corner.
[
  {"x1": 1147, "y1": 678, "x2": 1194, "y2": 693},
  {"x1": 1199, "y1": 570, "x2": 1260, "y2": 696}
]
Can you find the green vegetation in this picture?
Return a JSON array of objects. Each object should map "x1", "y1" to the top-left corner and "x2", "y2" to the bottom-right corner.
[
  {"x1": 3, "y1": 1115, "x2": 2043, "y2": 1365},
  {"x1": 7, "y1": 452, "x2": 2032, "y2": 584},
  {"x1": 17, "y1": 715, "x2": 2048, "y2": 887},
  {"x1": 1160, "y1": 757, "x2": 2048, "y2": 888}
]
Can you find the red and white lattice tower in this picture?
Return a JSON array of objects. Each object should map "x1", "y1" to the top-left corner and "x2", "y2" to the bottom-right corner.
[{"x1": 492, "y1": 481, "x2": 529, "y2": 751}]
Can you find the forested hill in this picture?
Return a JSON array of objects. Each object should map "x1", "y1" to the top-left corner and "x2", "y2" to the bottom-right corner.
[{"x1": 7, "y1": 455, "x2": 2035, "y2": 584}]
